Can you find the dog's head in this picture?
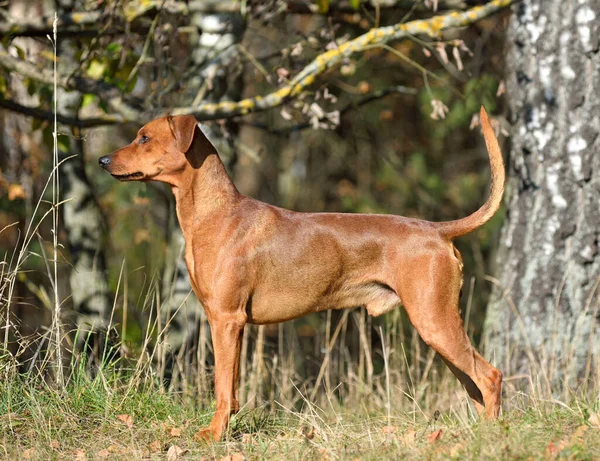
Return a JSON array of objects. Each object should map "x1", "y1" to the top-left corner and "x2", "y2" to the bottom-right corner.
[{"x1": 99, "y1": 115, "x2": 217, "y2": 184}]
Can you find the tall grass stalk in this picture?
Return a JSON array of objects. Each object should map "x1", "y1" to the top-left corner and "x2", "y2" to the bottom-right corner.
[{"x1": 49, "y1": 13, "x2": 64, "y2": 388}]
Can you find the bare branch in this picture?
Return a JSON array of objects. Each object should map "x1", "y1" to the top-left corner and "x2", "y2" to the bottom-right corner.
[
  {"x1": 243, "y1": 84, "x2": 418, "y2": 136},
  {"x1": 173, "y1": 0, "x2": 516, "y2": 121},
  {"x1": 0, "y1": 48, "x2": 142, "y2": 118},
  {"x1": 0, "y1": 97, "x2": 121, "y2": 128},
  {"x1": 0, "y1": 0, "x2": 493, "y2": 38},
  {"x1": 0, "y1": 0, "x2": 515, "y2": 127}
]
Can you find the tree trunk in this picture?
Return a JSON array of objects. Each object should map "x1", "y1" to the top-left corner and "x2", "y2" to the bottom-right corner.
[
  {"x1": 55, "y1": 0, "x2": 111, "y2": 343},
  {"x1": 485, "y1": 0, "x2": 600, "y2": 392},
  {"x1": 161, "y1": 10, "x2": 245, "y2": 373}
]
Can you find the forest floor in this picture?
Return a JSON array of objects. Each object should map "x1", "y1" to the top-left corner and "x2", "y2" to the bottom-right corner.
[{"x1": 2, "y1": 373, "x2": 599, "y2": 461}]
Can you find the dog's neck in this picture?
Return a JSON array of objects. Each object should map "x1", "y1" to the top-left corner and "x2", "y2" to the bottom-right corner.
[{"x1": 170, "y1": 141, "x2": 240, "y2": 234}]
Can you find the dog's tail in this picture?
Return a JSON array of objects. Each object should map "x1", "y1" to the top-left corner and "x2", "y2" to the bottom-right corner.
[{"x1": 435, "y1": 106, "x2": 505, "y2": 240}]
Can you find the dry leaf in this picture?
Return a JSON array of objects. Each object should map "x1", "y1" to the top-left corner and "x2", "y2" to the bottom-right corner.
[
  {"x1": 381, "y1": 425, "x2": 397, "y2": 435},
  {"x1": 452, "y1": 46, "x2": 464, "y2": 71},
  {"x1": 317, "y1": 449, "x2": 330, "y2": 461},
  {"x1": 97, "y1": 449, "x2": 110, "y2": 458},
  {"x1": 277, "y1": 67, "x2": 290, "y2": 80},
  {"x1": 358, "y1": 81, "x2": 371, "y2": 94},
  {"x1": 435, "y1": 42, "x2": 449, "y2": 65},
  {"x1": 149, "y1": 440, "x2": 162, "y2": 453},
  {"x1": 302, "y1": 426, "x2": 315, "y2": 440},
  {"x1": 134, "y1": 229, "x2": 150, "y2": 244},
  {"x1": 496, "y1": 80, "x2": 506, "y2": 97},
  {"x1": 50, "y1": 439, "x2": 60, "y2": 449},
  {"x1": 401, "y1": 429, "x2": 417, "y2": 446},
  {"x1": 571, "y1": 424, "x2": 588, "y2": 442},
  {"x1": 280, "y1": 107, "x2": 293, "y2": 121},
  {"x1": 589, "y1": 411, "x2": 600, "y2": 428},
  {"x1": 545, "y1": 441, "x2": 559, "y2": 457},
  {"x1": 449, "y1": 442, "x2": 465, "y2": 456},
  {"x1": 8, "y1": 184, "x2": 25, "y2": 201},
  {"x1": 168, "y1": 427, "x2": 183, "y2": 437},
  {"x1": 218, "y1": 454, "x2": 245, "y2": 461},
  {"x1": 23, "y1": 448, "x2": 35, "y2": 459},
  {"x1": 241, "y1": 433, "x2": 253, "y2": 444},
  {"x1": 74, "y1": 449, "x2": 87, "y2": 460},
  {"x1": 167, "y1": 445, "x2": 188, "y2": 461},
  {"x1": 430, "y1": 99, "x2": 449, "y2": 120},
  {"x1": 427, "y1": 429, "x2": 443, "y2": 443},
  {"x1": 379, "y1": 110, "x2": 394, "y2": 122},
  {"x1": 116, "y1": 413, "x2": 134, "y2": 428}
]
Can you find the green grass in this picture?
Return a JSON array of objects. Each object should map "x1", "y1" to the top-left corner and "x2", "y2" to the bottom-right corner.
[{"x1": 2, "y1": 369, "x2": 599, "y2": 460}]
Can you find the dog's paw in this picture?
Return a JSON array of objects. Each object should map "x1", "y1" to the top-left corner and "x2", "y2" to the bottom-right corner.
[{"x1": 193, "y1": 427, "x2": 214, "y2": 442}]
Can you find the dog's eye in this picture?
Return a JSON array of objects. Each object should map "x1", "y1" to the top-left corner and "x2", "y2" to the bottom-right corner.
[{"x1": 139, "y1": 135, "x2": 150, "y2": 144}]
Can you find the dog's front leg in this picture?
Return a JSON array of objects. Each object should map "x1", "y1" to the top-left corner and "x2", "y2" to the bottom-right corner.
[{"x1": 194, "y1": 311, "x2": 246, "y2": 442}]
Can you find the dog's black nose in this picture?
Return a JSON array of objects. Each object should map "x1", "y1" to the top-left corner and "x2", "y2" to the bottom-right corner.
[{"x1": 98, "y1": 156, "x2": 111, "y2": 167}]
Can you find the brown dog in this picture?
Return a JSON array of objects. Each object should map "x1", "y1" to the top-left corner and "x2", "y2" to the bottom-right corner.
[{"x1": 99, "y1": 106, "x2": 504, "y2": 441}]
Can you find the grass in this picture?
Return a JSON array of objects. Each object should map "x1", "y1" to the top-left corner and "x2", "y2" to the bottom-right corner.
[
  {"x1": 1, "y1": 18, "x2": 599, "y2": 461},
  {"x1": 1, "y1": 361, "x2": 599, "y2": 460}
]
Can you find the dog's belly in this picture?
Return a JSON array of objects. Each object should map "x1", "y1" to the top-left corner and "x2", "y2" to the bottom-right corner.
[{"x1": 246, "y1": 280, "x2": 402, "y2": 324}]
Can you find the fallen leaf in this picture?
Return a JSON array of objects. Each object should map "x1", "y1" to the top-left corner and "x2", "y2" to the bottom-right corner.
[
  {"x1": 545, "y1": 441, "x2": 559, "y2": 457},
  {"x1": 8, "y1": 184, "x2": 25, "y2": 201},
  {"x1": 74, "y1": 449, "x2": 87, "y2": 460},
  {"x1": 302, "y1": 426, "x2": 315, "y2": 440},
  {"x1": 116, "y1": 413, "x2": 134, "y2": 428},
  {"x1": 168, "y1": 427, "x2": 183, "y2": 437},
  {"x1": 449, "y1": 442, "x2": 465, "y2": 456},
  {"x1": 149, "y1": 440, "x2": 162, "y2": 453},
  {"x1": 97, "y1": 449, "x2": 110, "y2": 458},
  {"x1": 401, "y1": 429, "x2": 417, "y2": 446},
  {"x1": 167, "y1": 445, "x2": 188, "y2": 461},
  {"x1": 317, "y1": 449, "x2": 329, "y2": 461},
  {"x1": 23, "y1": 448, "x2": 35, "y2": 459},
  {"x1": 382, "y1": 425, "x2": 397, "y2": 435},
  {"x1": 50, "y1": 439, "x2": 60, "y2": 449},
  {"x1": 571, "y1": 424, "x2": 588, "y2": 443},
  {"x1": 427, "y1": 429, "x2": 443, "y2": 443}
]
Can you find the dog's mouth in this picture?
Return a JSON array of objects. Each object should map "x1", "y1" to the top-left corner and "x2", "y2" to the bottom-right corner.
[{"x1": 111, "y1": 171, "x2": 144, "y2": 181}]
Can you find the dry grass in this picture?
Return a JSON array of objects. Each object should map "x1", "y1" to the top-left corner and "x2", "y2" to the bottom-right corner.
[
  {"x1": 1, "y1": 361, "x2": 599, "y2": 460},
  {"x1": 1, "y1": 27, "x2": 599, "y2": 460}
]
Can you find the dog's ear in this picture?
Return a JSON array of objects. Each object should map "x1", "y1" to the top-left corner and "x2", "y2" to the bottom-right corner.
[{"x1": 167, "y1": 115, "x2": 198, "y2": 153}]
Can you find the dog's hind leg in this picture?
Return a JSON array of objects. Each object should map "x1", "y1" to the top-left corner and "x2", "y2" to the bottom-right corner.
[{"x1": 398, "y1": 250, "x2": 502, "y2": 418}]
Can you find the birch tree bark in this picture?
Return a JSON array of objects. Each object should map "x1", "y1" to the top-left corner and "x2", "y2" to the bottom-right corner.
[
  {"x1": 161, "y1": 10, "x2": 245, "y2": 366},
  {"x1": 485, "y1": 0, "x2": 600, "y2": 391},
  {"x1": 55, "y1": 0, "x2": 111, "y2": 342}
]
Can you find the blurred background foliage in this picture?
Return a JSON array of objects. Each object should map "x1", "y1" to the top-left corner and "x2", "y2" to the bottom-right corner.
[{"x1": 0, "y1": 0, "x2": 510, "y2": 405}]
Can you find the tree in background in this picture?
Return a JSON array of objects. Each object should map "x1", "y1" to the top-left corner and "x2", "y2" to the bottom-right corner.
[
  {"x1": 0, "y1": 0, "x2": 524, "y2": 404},
  {"x1": 485, "y1": 0, "x2": 600, "y2": 391}
]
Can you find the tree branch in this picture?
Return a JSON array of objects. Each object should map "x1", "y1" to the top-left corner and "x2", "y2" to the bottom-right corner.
[
  {"x1": 0, "y1": 97, "x2": 121, "y2": 128},
  {"x1": 0, "y1": 0, "x2": 495, "y2": 38},
  {"x1": 173, "y1": 0, "x2": 515, "y2": 121},
  {"x1": 242, "y1": 84, "x2": 418, "y2": 136},
  {"x1": 0, "y1": 48, "x2": 142, "y2": 119},
  {"x1": 0, "y1": 0, "x2": 515, "y2": 127}
]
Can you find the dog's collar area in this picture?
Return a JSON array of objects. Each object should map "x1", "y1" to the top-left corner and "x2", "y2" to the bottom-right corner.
[{"x1": 111, "y1": 172, "x2": 144, "y2": 180}]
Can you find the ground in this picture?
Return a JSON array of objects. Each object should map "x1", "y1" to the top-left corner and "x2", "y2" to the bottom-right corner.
[{"x1": 1, "y1": 372, "x2": 599, "y2": 460}]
